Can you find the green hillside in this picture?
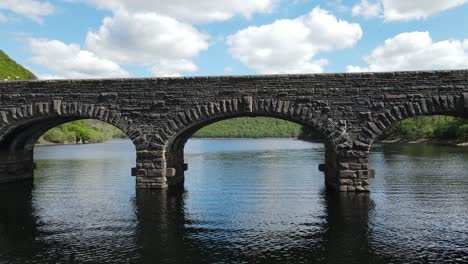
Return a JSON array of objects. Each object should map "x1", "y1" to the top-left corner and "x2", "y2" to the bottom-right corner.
[
  {"x1": 194, "y1": 117, "x2": 303, "y2": 138},
  {"x1": 0, "y1": 50, "x2": 125, "y2": 144},
  {"x1": 40, "y1": 119, "x2": 127, "y2": 144},
  {"x1": 380, "y1": 116, "x2": 468, "y2": 142},
  {"x1": 0, "y1": 50, "x2": 37, "y2": 80}
]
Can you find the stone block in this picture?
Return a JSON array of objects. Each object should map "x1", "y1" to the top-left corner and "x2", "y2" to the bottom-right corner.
[
  {"x1": 148, "y1": 169, "x2": 165, "y2": 177},
  {"x1": 154, "y1": 183, "x2": 169, "y2": 189},
  {"x1": 166, "y1": 168, "x2": 176, "y2": 177},
  {"x1": 357, "y1": 170, "x2": 368, "y2": 178},
  {"x1": 355, "y1": 186, "x2": 367, "y2": 192},
  {"x1": 338, "y1": 163, "x2": 349, "y2": 170},
  {"x1": 340, "y1": 179, "x2": 353, "y2": 185},
  {"x1": 340, "y1": 170, "x2": 356, "y2": 179},
  {"x1": 349, "y1": 163, "x2": 362, "y2": 170}
]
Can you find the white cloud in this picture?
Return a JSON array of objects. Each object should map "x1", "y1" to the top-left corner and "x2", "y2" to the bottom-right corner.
[
  {"x1": 36, "y1": 74, "x2": 65, "y2": 80},
  {"x1": 382, "y1": 0, "x2": 468, "y2": 21},
  {"x1": 0, "y1": 13, "x2": 8, "y2": 23},
  {"x1": 352, "y1": 0, "x2": 381, "y2": 19},
  {"x1": 150, "y1": 59, "x2": 198, "y2": 77},
  {"x1": 0, "y1": 0, "x2": 54, "y2": 23},
  {"x1": 227, "y1": 7, "x2": 362, "y2": 74},
  {"x1": 81, "y1": 0, "x2": 275, "y2": 23},
  {"x1": 29, "y1": 38, "x2": 130, "y2": 79},
  {"x1": 85, "y1": 11, "x2": 209, "y2": 76},
  {"x1": 351, "y1": 0, "x2": 468, "y2": 21},
  {"x1": 347, "y1": 32, "x2": 468, "y2": 72},
  {"x1": 224, "y1": 66, "x2": 233, "y2": 73}
]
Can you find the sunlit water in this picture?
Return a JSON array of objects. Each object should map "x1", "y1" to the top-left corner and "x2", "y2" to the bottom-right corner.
[{"x1": 0, "y1": 139, "x2": 467, "y2": 263}]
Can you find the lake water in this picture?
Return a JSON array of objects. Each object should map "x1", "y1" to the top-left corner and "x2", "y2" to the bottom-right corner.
[{"x1": 0, "y1": 139, "x2": 467, "y2": 263}]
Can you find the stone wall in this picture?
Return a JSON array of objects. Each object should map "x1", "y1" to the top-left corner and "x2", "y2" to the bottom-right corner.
[{"x1": 0, "y1": 70, "x2": 467, "y2": 192}]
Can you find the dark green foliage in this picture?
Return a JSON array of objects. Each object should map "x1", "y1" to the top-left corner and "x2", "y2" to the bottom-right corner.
[
  {"x1": 381, "y1": 116, "x2": 468, "y2": 141},
  {"x1": 0, "y1": 50, "x2": 37, "y2": 80},
  {"x1": 194, "y1": 117, "x2": 304, "y2": 138},
  {"x1": 41, "y1": 120, "x2": 127, "y2": 144}
]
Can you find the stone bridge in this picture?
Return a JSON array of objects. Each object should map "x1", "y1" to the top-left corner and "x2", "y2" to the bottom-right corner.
[{"x1": 0, "y1": 70, "x2": 467, "y2": 192}]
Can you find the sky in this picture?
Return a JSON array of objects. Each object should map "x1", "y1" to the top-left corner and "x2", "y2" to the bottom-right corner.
[{"x1": 1, "y1": 0, "x2": 468, "y2": 79}]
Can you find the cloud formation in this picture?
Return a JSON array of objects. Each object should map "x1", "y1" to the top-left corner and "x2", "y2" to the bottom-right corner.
[
  {"x1": 347, "y1": 32, "x2": 468, "y2": 72},
  {"x1": 85, "y1": 11, "x2": 209, "y2": 76},
  {"x1": 0, "y1": 13, "x2": 8, "y2": 23},
  {"x1": 29, "y1": 38, "x2": 130, "y2": 79},
  {"x1": 351, "y1": 0, "x2": 381, "y2": 19},
  {"x1": 0, "y1": 0, "x2": 54, "y2": 23},
  {"x1": 227, "y1": 7, "x2": 362, "y2": 74},
  {"x1": 352, "y1": 0, "x2": 468, "y2": 21},
  {"x1": 82, "y1": 0, "x2": 275, "y2": 23}
]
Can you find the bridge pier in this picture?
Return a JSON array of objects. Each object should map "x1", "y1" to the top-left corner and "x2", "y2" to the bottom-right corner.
[
  {"x1": 0, "y1": 141, "x2": 35, "y2": 184},
  {"x1": 0, "y1": 160, "x2": 34, "y2": 184},
  {"x1": 321, "y1": 164, "x2": 373, "y2": 192},
  {"x1": 134, "y1": 149, "x2": 185, "y2": 190},
  {"x1": 320, "y1": 141, "x2": 374, "y2": 192}
]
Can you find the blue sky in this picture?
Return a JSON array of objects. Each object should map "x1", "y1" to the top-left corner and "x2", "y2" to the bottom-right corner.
[{"x1": 1, "y1": 0, "x2": 468, "y2": 79}]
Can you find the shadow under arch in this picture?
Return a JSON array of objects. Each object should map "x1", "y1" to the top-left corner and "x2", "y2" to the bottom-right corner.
[
  {"x1": 163, "y1": 98, "x2": 344, "y2": 190},
  {"x1": 0, "y1": 101, "x2": 138, "y2": 183}
]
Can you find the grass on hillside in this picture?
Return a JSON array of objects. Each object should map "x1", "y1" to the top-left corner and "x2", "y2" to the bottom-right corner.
[{"x1": 0, "y1": 50, "x2": 37, "y2": 80}]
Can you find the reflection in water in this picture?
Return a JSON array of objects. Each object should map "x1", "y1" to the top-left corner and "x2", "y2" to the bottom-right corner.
[
  {"x1": 0, "y1": 182, "x2": 37, "y2": 260},
  {"x1": 323, "y1": 193, "x2": 372, "y2": 263},
  {"x1": 0, "y1": 139, "x2": 466, "y2": 263}
]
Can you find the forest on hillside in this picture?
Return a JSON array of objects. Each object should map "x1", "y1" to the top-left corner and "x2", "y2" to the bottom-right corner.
[
  {"x1": 38, "y1": 120, "x2": 127, "y2": 144},
  {"x1": 380, "y1": 116, "x2": 468, "y2": 142}
]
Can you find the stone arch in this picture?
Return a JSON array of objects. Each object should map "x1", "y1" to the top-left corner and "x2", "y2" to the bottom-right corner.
[
  {"x1": 158, "y1": 97, "x2": 352, "y2": 190},
  {"x1": 0, "y1": 100, "x2": 144, "y2": 184},
  {"x1": 334, "y1": 94, "x2": 468, "y2": 192},
  {"x1": 356, "y1": 94, "x2": 467, "y2": 151}
]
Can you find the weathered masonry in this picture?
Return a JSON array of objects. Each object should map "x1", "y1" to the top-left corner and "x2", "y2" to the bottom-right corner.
[{"x1": 0, "y1": 70, "x2": 467, "y2": 192}]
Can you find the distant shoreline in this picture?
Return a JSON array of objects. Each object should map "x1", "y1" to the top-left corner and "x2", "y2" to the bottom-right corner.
[
  {"x1": 378, "y1": 138, "x2": 468, "y2": 147},
  {"x1": 36, "y1": 137, "x2": 467, "y2": 147}
]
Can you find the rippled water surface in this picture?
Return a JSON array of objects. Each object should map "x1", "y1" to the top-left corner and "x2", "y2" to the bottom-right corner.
[{"x1": 0, "y1": 139, "x2": 467, "y2": 263}]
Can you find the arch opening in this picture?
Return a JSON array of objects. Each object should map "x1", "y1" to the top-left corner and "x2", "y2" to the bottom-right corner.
[
  {"x1": 362, "y1": 113, "x2": 467, "y2": 189},
  {"x1": 378, "y1": 115, "x2": 467, "y2": 145},
  {"x1": 163, "y1": 114, "x2": 337, "y2": 189},
  {"x1": 0, "y1": 116, "x2": 136, "y2": 184}
]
